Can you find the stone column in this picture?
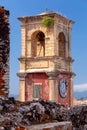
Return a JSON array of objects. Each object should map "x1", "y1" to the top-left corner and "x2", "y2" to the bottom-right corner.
[
  {"x1": 69, "y1": 72, "x2": 75, "y2": 106},
  {"x1": 70, "y1": 77, "x2": 74, "y2": 106},
  {"x1": 17, "y1": 73, "x2": 26, "y2": 102},
  {"x1": 21, "y1": 25, "x2": 27, "y2": 57},
  {"x1": 67, "y1": 25, "x2": 71, "y2": 58},
  {"x1": 47, "y1": 72, "x2": 59, "y2": 102}
]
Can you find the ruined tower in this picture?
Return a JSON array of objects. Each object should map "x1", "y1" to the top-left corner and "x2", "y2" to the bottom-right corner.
[
  {"x1": 17, "y1": 11, "x2": 75, "y2": 106},
  {"x1": 0, "y1": 6, "x2": 10, "y2": 96}
]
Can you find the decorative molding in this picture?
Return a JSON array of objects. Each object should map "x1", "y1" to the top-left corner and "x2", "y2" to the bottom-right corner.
[
  {"x1": 46, "y1": 71, "x2": 60, "y2": 80},
  {"x1": 17, "y1": 72, "x2": 27, "y2": 81}
]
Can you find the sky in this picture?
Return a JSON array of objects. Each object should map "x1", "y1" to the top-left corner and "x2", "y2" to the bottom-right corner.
[{"x1": 0, "y1": 0, "x2": 87, "y2": 96}]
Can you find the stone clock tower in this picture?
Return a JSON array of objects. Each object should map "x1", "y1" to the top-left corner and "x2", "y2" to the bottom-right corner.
[{"x1": 17, "y1": 11, "x2": 75, "y2": 106}]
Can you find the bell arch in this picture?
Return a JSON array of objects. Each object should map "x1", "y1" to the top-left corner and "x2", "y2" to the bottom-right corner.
[
  {"x1": 31, "y1": 31, "x2": 45, "y2": 57},
  {"x1": 58, "y1": 32, "x2": 66, "y2": 57}
]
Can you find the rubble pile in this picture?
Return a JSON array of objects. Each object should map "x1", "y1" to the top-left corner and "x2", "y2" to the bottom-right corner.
[
  {"x1": 0, "y1": 97, "x2": 66, "y2": 129},
  {"x1": 67, "y1": 104, "x2": 87, "y2": 129},
  {"x1": 0, "y1": 97, "x2": 87, "y2": 129}
]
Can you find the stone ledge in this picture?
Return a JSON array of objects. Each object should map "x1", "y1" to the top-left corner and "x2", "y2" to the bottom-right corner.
[{"x1": 18, "y1": 121, "x2": 72, "y2": 130}]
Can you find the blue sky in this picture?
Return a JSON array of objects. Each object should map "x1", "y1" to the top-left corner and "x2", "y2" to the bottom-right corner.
[{"x1": 0, "y1": 0, "x2": 87, "y2": 95}]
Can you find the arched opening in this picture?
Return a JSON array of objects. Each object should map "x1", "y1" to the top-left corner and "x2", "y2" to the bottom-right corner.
[
  {"x1": 31, "y1": 31, "x2": 45, "y2": 57},
  {"x1": 58, "y1": 32, "x2": 66, "y2": 57}
]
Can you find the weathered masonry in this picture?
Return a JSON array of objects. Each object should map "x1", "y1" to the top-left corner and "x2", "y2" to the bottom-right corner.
[
  {"x1": 17, "y1": 11, "x2": 75, "y2": 106},
  {"x1": 6, "y1": 122, "x2": 72, "y2": 130},
  {"x1": 0, "y1": 6, "x2": 10, "y2": 96}
]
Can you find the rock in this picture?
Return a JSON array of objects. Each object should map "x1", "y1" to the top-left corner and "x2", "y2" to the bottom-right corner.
[
  {"x1": 67, "y1": 104, "x2": 87, "y2": 129},
  {"x1": 0, "y1": 98, "x2": 66, "y2": 128},
  {"x1": 0, "y1": 97, "x2": 87, "y2": 129}
]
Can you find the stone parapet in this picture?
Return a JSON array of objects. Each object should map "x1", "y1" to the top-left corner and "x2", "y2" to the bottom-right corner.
[
  {"x1": 26, "y1": 122, "x2": 72, "y2": 130},
  {"x1": 11, "y1": 122, "x2": 72, "y2": 130}
]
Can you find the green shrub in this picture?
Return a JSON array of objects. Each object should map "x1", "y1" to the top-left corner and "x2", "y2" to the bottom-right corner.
[{"x1": 42, "y1": 16, "x2": 54, "y2": 28}]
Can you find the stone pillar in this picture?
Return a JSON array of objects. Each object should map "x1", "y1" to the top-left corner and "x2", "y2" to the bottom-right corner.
[
  {"x1": 47, "y1": 72, "x2": 59, "y2": 102},
  {"x1": 17, "y1": 73, "x2": 26, "y2": 101},
  {"x1": 67, "y1": 24, "x2": 71, "y2": 58},
  {"x1": 70, "y1": 77, "x2": 74, "y2": 106},
  {"x1": 21, "y1": 25, "x2": 26, "y2": 57}
]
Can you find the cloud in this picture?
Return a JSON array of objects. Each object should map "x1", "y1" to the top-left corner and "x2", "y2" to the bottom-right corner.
[{"x1": 74, "y1": 84, "x2": 87, "y2": 92}]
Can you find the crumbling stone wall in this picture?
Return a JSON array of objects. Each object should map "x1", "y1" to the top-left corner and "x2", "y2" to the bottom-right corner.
[
  {"x1": 0, "y1": 97, "x2": 87, "y2": 129},
  {"x1": 0, "y1": 97, "x2": 72, "y2": 130},
  {"x1": 0, "y1": 6, "x2": 10, "y2": 96},
  {"x1": 67, "y1": 104, "x2": 87, "y2": 130}
]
